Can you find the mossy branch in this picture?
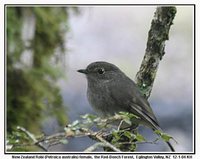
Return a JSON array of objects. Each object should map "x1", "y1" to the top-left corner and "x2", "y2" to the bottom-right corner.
[
  {"x1": 136, "y1": 6, "x2": 177, "y2": 98},
  {"x1": 7, "y1": 113, "x2": 174, "y2": 152}
]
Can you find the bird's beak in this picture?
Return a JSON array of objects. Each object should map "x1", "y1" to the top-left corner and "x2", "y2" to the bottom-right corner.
[{"x1": 77, "y1": 69, "x2": 88, "y2": 74}]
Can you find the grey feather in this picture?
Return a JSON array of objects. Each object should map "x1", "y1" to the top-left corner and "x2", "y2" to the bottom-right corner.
[{"x1": 78, "y1": 61, "x2": 175, "y2": 152}]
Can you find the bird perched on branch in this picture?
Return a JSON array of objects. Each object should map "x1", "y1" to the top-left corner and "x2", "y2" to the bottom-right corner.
[{"x1": 78, "y1": 61, "x2": 175, "y2": 152}]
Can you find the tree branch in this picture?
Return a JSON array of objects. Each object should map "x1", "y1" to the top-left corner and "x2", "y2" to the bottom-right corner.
[
  {"x1": 17, "y1": 126, "x2": 48, "y2": 151},
  {"x1": 80, "y1": 128, "x2": 121, "y2": 152},
  {"x1": 135, "y1": 6, "x2": 177, "y2": 98}
]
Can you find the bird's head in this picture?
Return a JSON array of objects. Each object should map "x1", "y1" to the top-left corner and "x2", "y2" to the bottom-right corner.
[{"x1": 77, "y1": 61, "x2": 123, "y2": 83}]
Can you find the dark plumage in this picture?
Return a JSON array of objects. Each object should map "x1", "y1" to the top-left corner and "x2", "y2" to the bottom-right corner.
[{"x1": 78, "y1": 61, "x2": 175, "y2": 152}]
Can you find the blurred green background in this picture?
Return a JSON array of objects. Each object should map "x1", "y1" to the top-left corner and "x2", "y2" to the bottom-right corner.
[{"x1": 7, "y1": 7, "x2": 70, "y2": 133}]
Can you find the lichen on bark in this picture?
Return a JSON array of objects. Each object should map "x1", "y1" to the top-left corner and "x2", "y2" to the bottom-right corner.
[{"x1": 135, "y1": 6, "x2": 177, "y2": 99}]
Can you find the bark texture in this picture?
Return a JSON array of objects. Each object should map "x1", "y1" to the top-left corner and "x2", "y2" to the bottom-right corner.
[{"x1": 135, "y1": 7, "x2": 177, "y2": 98}]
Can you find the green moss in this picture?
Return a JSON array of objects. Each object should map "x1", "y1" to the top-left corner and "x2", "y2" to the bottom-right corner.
[{"x1": 7, "y1": 7, "x2": 69, "y2": 134}]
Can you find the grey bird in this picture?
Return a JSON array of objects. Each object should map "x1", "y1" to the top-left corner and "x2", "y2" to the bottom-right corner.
[{"x1": 77, "y1": 61, "x2": 175, "y2": 152}]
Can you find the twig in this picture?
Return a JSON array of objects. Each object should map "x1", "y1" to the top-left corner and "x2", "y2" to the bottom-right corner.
[
  {"x1": 117, "y1": 120, "x2": 124, "y2": 131},
  {"x1": 45, "y1": 132, "x2": 66, "y2": 140},
  {"x1": 81, "y1": 128, "x2": 121, "y2": 152},
  {"x1": 17, "y1": 126, "x2": 48, "y2": 151},
  {"x1": 84, "y1": 142, "x2": 105, "y2": 152},
  {"x1": 136, "y1": 138, "x2": 159, "y2": 145},
  {"x1": 95, "y1": 133, "x2": 121, "y2": 152},
  {"x1": 17, "y1": 125, "x2": 121, "y2": 152}
]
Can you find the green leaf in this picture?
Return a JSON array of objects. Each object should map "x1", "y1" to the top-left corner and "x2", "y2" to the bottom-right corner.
[
  {"x1": 136, "y1": 133, "x2": 146, "y2": 142},
  {"x1": 81, "y1": 114, "x2": 97, "y2": 120},
  {"x1": 130, "y1": 143, "x2": 137, "y2": 151},
  {"x1": 71, "y1": 120, "x2": 80, "y2": 126},
  {"x1": 127, "y1": 113, "x2": 139, "y2": 119},
  {"x1": 112, "y1": 131, "x2": 121, "y2": 141},
  {"x1": 123, "y1": 131, "x2": 132, "y2": 139},
  {"x1": 118, "y1": 111, "x2": 139, "y2": 122},
  {"x1": 123, "y1": 118, "x2": 132, "y2": 125},
  {"x1": 119, "y1": 111, "x2": 129, "y2": 115},
  {"x1": 154, "y1": 130, "x2": 162, "y2": 136},
  {"x1": 161, "y1": 133, "x2": 173, "y2": 142},
  {"x1": 59, "y1": 139, "x2": 68, "y2": 144},
  {"x1": 154, "y1": 130, "x2": 173, "y2": 142},
  {"x1": 68, "y1": 120, "x2": 81, "y2": 130}
]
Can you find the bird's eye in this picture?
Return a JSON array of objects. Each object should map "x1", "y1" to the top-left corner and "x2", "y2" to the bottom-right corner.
[{"x1": 97, "y1": 68, "x2": 105, "y2": 74}]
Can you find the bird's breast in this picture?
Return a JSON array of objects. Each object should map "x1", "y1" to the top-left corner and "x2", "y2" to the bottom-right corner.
[{"x1": 87, "y1": 81, "x2": 124, "y2": 117}]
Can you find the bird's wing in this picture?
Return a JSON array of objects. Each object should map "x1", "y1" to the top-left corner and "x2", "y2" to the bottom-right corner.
[{"x1": 109, "y1": 77, "x2": 160, "y2": 130}]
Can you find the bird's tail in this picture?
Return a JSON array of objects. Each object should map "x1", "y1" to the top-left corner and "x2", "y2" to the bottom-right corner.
[
  {"x1": 130, "y1": 104, "x2": 176, "y2": 151},
  {"x1": 166, "y1": 141, "x2": 175, "y2": 152}
]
